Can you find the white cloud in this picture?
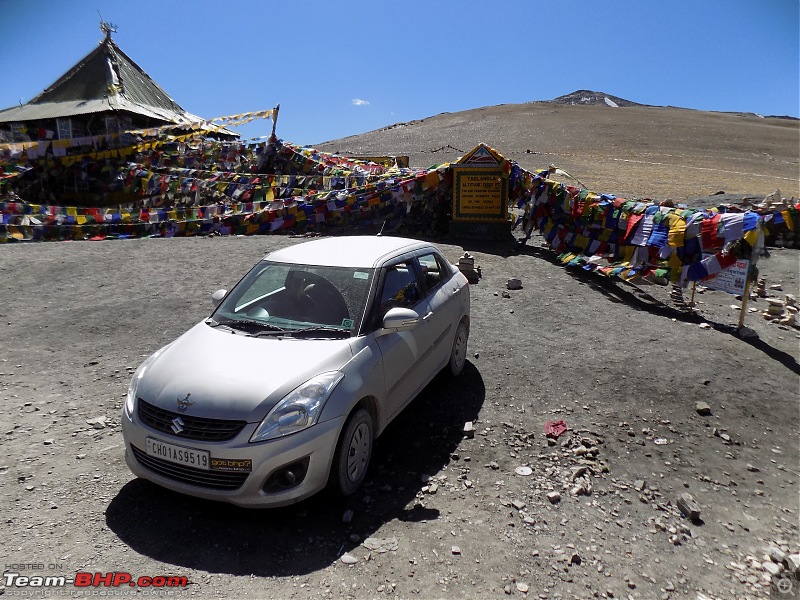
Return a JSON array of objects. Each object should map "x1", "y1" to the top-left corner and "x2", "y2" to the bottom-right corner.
[{"x1": 352, "y1": 98, "x2": 370, "y2": 106}]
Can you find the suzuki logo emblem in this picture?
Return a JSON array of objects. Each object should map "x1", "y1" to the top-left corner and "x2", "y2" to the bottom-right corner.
[
  {"x1": 176, "y1": 393, "x2": 194, "y2": 413},
  {"x1": 171, "y1": 416, "x2": 185, "y2": 435}
]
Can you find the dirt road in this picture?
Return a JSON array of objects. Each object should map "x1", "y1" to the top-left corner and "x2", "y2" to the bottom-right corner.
[{"x1": 1, "y1": 234, "x2": 798, "y2": 600}]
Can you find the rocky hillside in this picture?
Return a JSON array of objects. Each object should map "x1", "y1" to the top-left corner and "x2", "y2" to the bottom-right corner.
[
  {"x1": 317, "y1": 93, "x2": 799, "y2": 203},
  {"x1": 549, "y1": 90, "x2": 645, "y2": 108}
]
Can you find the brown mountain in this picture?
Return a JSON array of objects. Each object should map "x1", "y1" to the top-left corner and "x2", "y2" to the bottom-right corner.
[{"x1": 317, "y1": 92, "x2": 799, "y2": 204}]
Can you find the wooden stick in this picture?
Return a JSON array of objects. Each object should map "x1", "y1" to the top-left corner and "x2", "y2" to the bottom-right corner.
[
  {"x1": 738, "y1": 276, "x2": 752, "y2": 330},
  {"x1": 271, "y1": 104, "x2": 280, "y2": 138}
]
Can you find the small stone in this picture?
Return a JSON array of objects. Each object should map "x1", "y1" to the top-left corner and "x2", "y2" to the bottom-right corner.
[
  {"x1": 516, "y1": 582, "x2": 529, "y2": 593},
  {"x1": 363, "y1": 537, "x2": 398, "y2": 553},
  {"x1": 75, "y1": 454, "x2": 86, "y2": 460},
  {"x1": 511, "y1": 499, "x2": 527, "y2": 511},
  {"x1": 463, "y1": 421, "x2": 475, "y2": 438},
  {"x1": 451, "y1": 545, "x2": 461, "y2": 555},
  {"x1": 340, "y1": 553, "x2": 358, "y2": 564},
  {"x1": 695, "y1": 402, "x2": 712, "y2": 416},
  {"x1": 769, "y1": 547, "x2": 787, "y2": 564},
  {"x1": 783, "y1": 553, "x2": 800, "y2": 575},
  {"x1": 546, "y1": 491, "x2": 561, "y2": 504},
  {"x1": 86, "y1": 416, "x2": 107, "y2": 429},
  {"x1": 634, "y1": 479, "x2": 646, "y2": 492},
  {"x1": 570, "y1": 553, "x2": 581, "y2": 565},
  {"x1": 507, "y1": 278, "x2": 522, "y2": 290},
  {"x1": 342, "y1": 509, "x2": 354, "y2": 523},
  {"x1": 676, "y1": 492, "x2": 701, "y2": 521},
  {"x1": 43, "y1": 439, "x2": 54, "y2": 445},
  {"x1": 571, "y1": 466, "x2": 588, "y2": 481},
  {"x1": 746, "y1": 464, "x2": 760, "y2": 472},
  {"x1": 571, "y1": 484, "x2": 588, "y2": 496},
  {"x1": 763, "y1": 561, "x2": 782, "y2": 576},
  {"x1": 514, "y1": 466, "x2": 533, "y2": 476}
]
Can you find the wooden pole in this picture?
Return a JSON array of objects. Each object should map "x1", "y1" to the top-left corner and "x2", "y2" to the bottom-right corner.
[
  {"x1": 737, "y1": 276, "x2": 752, "y2": 330},
  {"x1": 690, "y1": 281, "x2": 697, "y2": 309},
  {"x1": 270, "y1": 104, "x2": 280, "y2": 139}
]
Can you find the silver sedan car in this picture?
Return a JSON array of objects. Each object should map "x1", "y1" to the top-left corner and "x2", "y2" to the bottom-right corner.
[{"x1": 121, "y1": 236, "x2": 470, "y2": 507}]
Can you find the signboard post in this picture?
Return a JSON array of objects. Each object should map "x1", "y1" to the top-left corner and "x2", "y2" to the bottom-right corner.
[
  {"x1": 701, "y1": 257, "x2": 751, "y2": 329},
  {"x1": 449, "y1": 144, "x2": 512, "y2": 239}
]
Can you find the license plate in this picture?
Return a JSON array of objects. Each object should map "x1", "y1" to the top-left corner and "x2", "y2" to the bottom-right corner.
[{"x1": 146, "y1": 438, "x2": 210, "y2": 470}]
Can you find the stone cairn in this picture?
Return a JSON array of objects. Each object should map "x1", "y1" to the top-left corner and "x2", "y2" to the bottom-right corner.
[
  {"x1": 755, "y1": 278, "x2": 767, "y2": 298},
  {"x1": 760, "y1": 281, "x2": 798, "y2": 327},
  {"x1": 670, "y1": 284, "x2": 693, "y2": 311}
]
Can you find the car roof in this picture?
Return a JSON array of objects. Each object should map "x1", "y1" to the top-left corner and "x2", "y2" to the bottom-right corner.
[{"x1": 264, "y1": 236, "x2": 437, "y2": 268}]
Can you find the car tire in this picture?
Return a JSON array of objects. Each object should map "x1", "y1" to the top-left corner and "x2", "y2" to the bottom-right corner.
[
  {"x1": 447, "y1": 319, "x2": 469, "y2": 377},
  {"x1": 331, "y1": 408, "x2": 373, "y2": 496}
]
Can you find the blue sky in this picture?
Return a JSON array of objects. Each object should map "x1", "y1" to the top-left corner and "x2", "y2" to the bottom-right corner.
[{"x1": 1, "y1": 0, "x2": 798, "y2": 146}]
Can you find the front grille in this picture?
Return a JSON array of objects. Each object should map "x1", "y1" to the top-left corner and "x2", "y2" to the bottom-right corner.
[
  {"x1": 131, "y1": 445, "x2": 249, "y2": 490},
  {"x1": 137, "y1": 399, "x2": 246, "y2": 442}
]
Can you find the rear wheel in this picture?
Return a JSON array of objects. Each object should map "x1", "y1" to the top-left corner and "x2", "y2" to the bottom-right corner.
[
  {"x1": 448, "y1": 320, "x2": 469, "y2": 377},
  {"x1": 331, "y1": 408, "x2": 373, "y2": 496}
]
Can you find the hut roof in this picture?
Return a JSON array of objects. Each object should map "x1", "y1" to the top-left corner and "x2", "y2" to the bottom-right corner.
[{"x1": 0, "y1": 32, "x2": 205, "y2": 127}]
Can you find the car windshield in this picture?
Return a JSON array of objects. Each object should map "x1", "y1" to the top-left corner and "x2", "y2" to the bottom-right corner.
[{"x1": 211, "y1": 261, "x2": 375, "y2": 337}]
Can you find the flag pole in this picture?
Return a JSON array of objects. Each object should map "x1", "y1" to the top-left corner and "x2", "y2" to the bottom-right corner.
[
  {"x1": 737, "y1": 276, "x2": 752, "y2": 330},
  {"x1": 271, "y1": 104, "x2": 280, "y2": 139}
]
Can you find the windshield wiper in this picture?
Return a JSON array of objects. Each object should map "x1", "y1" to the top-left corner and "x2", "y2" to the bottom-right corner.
[
  {"x1": 207, "y1": 316, "x2": 287, "y2": 334},
  {"x1": 288, "y1": 326, "x2": 351, "y2": 339}
]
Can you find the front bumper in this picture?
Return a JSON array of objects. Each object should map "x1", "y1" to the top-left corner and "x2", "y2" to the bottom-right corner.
[{"x1": 121, "y1": 408, "x2": 345, "y2": 507}]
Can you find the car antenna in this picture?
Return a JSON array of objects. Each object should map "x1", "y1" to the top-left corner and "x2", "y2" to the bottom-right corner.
[{"x1": 377, "y1": 219, "x2": 387, "y2": 236}]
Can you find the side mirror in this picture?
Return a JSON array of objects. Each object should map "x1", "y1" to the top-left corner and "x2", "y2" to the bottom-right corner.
[
  {"x1": 378, "y1": 307, "x2": 420, "y2": 335},
  {"x1": 211, "y1": 289, "x2": 227, "y2": 307}
]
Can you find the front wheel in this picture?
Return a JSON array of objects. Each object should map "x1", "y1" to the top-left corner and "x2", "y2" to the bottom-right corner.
[
  {"x1": 447, "y1": 320, "x2": 469, "y2": 377},
  {"x1": 330, "y1": 408, "x2": 373, "y2": 496}
]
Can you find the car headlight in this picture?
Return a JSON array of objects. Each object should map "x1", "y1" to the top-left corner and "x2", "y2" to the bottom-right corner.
[
  {"x1": 124, "y1": 346, "x2": 169, "y2": 418},
  {"x1": 250, "y1": 372, "x2": 345, "y2": 443}
]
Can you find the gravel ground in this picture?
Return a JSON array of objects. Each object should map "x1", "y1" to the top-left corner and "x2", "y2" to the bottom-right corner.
[{"x1": 1, "y1": 232, "x2": 798, "y2": 600}]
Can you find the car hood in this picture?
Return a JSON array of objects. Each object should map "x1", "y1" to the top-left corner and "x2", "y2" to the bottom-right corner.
[{"x1": 136, "y1": 322, "x2": 354, "y2": 422}]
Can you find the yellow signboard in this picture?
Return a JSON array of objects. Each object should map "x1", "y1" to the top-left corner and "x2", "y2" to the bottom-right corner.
[{"x1": 453, "y1": 170, "x2": 507, "y2": 221}]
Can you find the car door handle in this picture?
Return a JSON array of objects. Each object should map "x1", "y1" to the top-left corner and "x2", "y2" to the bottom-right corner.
[{"x1": 422, "y1": 311, "x2": 434, "y2": 321}]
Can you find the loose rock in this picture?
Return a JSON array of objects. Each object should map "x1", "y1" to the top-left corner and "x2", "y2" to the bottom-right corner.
[{"x1": 695, "y1": 401, "x2": 712, "y2": 416}]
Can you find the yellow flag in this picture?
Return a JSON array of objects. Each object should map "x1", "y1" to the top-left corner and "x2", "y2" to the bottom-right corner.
[{"x1": 667, "y1": 216, "x2": 686, "y2": 247}]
